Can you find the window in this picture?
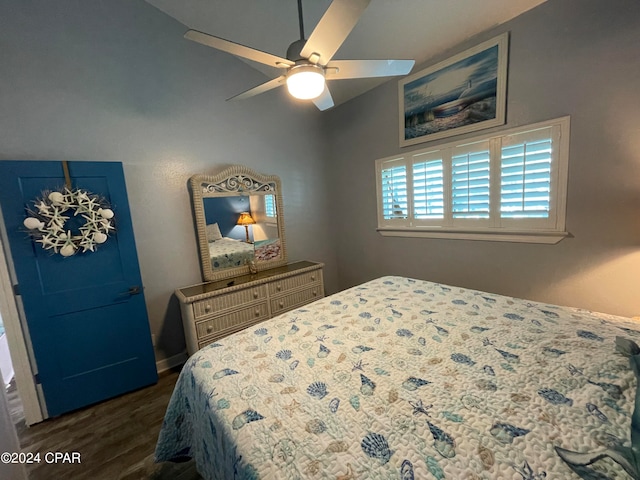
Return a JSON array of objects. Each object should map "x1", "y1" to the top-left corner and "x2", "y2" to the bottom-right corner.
[
  {"x1": 380, "y1": 161, "x2": 408, "y2": 220},
  {"x1": 375, "y1": 117, "x2": 570, "y2": 243},
  {"x1": 451, "y1": 144, "x2": 491, "y2": 220},
  {"x1": 265, "y1": 194, "x2": 277, "y2": 219},
  {"x1": 413, "y1": 155, "x2": 443, "y2": 220}
]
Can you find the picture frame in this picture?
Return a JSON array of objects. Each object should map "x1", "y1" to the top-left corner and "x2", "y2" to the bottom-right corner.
[{"x1": 399, "y1": 32, "x2": 509, "y2": 147}]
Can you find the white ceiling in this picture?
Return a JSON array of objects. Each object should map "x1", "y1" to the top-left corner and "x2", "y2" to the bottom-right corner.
[{"x1": 145, "y1": 0, "x2": 547, "y2": 108}]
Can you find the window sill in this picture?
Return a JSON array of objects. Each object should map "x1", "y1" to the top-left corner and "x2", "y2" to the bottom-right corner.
[{"x1": 377, "y1": 227, "x2": 569, "y2": 244}]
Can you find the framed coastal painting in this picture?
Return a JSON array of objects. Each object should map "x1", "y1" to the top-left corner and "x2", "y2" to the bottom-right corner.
[{"x1": 399, "y1": 33, "x2": 509, "y2": 147}]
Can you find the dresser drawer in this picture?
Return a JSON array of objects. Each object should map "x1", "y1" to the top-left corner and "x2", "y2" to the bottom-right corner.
[
  {"x1": 192, "y1": 285, "x2": 267, "y2": 319},
  {"x1": 268, "y1": 270, "x2": 322, "y2": 296},
  {"x1": 196, "y1": 302, "x2": 269, "y2": 338},
  {"x1": 198, "y1": 315, "x2": 267, "y2": 349},
  {"x1": 270, "y1": 285, "x2": 323, "y2": 315}
]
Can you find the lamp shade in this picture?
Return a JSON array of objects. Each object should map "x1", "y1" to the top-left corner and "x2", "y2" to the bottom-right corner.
[
  {"x1": 286, "y1": 65, "x2": 325, "y2": 100},
  {"x1": 237, "y1": 212, "x2": 256, "y2": 226}
]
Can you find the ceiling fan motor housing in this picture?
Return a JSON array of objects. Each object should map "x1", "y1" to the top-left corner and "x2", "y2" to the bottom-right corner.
[{"x1": 286, "y1": 39, "x2": 307, "y2": 62}]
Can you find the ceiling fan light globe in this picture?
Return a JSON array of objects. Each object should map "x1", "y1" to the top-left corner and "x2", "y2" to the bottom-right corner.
[{"x1": 286, "y1": 65, "x2": 325, "y2": 100}]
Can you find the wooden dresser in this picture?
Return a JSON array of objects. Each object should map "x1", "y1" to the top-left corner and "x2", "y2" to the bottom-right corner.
[{"x1": 177, "y1": 261, "x2": 324, "y2": 355}]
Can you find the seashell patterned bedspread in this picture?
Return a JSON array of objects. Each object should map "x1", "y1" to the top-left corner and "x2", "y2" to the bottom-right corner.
[
  {"x1": 208, "y1": 238, "x2": 254, "y2": 269},
  {"x1": 155, "y1": 276, "x2": 640, "y2": 479}
]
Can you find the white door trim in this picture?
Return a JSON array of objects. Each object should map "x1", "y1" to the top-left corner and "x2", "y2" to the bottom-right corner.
[{"x1": 0, "y1": 234, "x2": 43, "y2": 425}]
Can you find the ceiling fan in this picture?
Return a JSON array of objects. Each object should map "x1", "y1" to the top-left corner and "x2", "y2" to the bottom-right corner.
[{"x1": 184, "y1": 0, "x2": 415, "y2": 111}]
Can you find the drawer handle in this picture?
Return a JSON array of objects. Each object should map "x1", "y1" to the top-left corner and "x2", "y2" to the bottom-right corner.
[
  {"x1": 206, "y1": 325, "x2": 213, "y2": 333},
  {"x1": 276, "y1": 284, "x2": 282, "y2": 291},
  {"x1": 311, "y1": 275, "x2": 315, "y2": 281},
  {"x1": 313, "y1": 289, "x2": 318, "y2": 296},
  {"x1": 253, "y1": 290, "x2": 259, "y2": 298},
  {"x1": 204, "y1": 304, "x2": 211, "y2": 312},
  {"x1": 255, "y1": 309, "x2": 261, "y2": 316},
  {"x1": 279, "y1": 301, "x2": 284, "y2": 308}
]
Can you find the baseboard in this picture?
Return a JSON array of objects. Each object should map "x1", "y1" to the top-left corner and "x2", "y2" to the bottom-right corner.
[{"x1": 156, "y1": 351, "x2": 188, "y2": 374}]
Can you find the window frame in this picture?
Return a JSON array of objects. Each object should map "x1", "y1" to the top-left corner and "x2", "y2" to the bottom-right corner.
[{"x1": 375, "y1": 116, "x2": 570, "y2": 244}]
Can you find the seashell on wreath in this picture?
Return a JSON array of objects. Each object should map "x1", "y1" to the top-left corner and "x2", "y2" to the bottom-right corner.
[{"x1": 22, "y1": 187, "x2": 115, "y2": 257}]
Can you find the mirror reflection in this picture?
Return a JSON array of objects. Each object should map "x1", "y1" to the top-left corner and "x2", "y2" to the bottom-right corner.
[
  {"x1": 202, "y1": 194, "x2": 282, "y2": 269},
  {"x1": 190, "y1": 166, "x2": 288, "y2": 282}
]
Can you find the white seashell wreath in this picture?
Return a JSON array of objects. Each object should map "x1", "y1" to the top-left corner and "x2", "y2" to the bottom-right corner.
[{"x1": 23, "y1": 188, "x2": 115, "y2": 257}]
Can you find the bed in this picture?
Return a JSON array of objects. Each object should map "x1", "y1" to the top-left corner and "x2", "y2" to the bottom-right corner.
[
  {"x1": 155, "y1": 276, "x2": 640, "y2": 479},
  {"x1": 208, "y1": 238, "x2": 255, "y2": 269}
]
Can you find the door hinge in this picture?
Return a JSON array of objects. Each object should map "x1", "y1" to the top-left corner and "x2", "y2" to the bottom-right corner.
[
  {"x1": 13, "y1": 284, "x2": 20, "y2": 296},
  {"x1": 34, "y1": 373, "x2": 41, "y2": 385}
]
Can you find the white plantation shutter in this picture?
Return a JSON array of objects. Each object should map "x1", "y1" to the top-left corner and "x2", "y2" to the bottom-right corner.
[
  {"x1": 412, "y1": 156, "x2": 444, "y2": 220},
  {"x1": 380, "y1": 161, "x2": 408, "y2": 220},
  {"x1": 451, "y1": 144, "x2": 490, "y2": 219},
  {"x1": 375, "y1": 117, "x2": 569, "y2": 242},
  {"x1": 501, "y1": 127, "x2": 553, "y2": 219},
  {"x1": 265, "y1": 194, "x2": 276, "y2": 218}
]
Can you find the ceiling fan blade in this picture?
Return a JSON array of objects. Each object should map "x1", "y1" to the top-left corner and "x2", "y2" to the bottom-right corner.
[
  {"x1": 300, "y1": 0, "x2": 371, "y2": 66},
  {"x1": 228, "y1": 76, "x2": 287, "y2": 101},
  {"x1": 326, "y1": 59, "x2": 415, "y2": 79},
  {"x1": 185, "y1": 30, "x2": 294, "y2": 69},
  {"x1": 312, "y1": 86, "x2": 334, "y2": 111}
]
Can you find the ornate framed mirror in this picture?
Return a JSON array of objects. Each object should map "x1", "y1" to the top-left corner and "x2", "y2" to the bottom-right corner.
[{"x1": 190, "y1": 165, "x2": 287, "y2": 282}]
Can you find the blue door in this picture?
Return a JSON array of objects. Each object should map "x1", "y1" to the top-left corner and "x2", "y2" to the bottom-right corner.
[{"x1": 0, "y1": 161, "x2": 157, "y2": 417}]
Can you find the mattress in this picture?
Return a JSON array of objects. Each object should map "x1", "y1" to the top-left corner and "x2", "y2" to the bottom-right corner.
[
  {"x1": 155, "y1": 276, "x2": 640, "y2": 479},
  {"x1": 208, "y1": 238, "x2": 254, "y2": 269}
]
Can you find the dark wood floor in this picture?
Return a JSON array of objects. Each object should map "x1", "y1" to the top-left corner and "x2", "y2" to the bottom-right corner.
[{"x1": 8, "y1": 370, "x2": 202, "y2": 480}]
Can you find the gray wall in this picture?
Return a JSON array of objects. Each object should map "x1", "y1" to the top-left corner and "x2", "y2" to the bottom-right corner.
[
  {"x1": 323, "y1": 0, "x2": 640, "y2": 318},
  {"x1": 0, "y1": 0, "x2": 337, "y2": 362}
]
